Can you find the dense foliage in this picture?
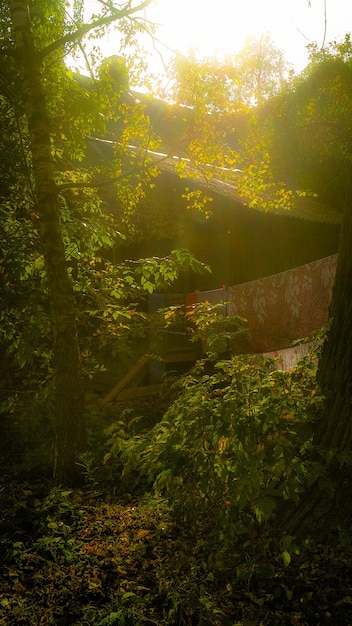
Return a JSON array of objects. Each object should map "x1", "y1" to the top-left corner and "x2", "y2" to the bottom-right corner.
[
  {"x1": 0, "y1": 0, "x2": 211, "y2": 481},
  {"x1": 105, "y1": 344, "x2": 324, "y2": 555},
  {"x1": 251, "y1": 36, "x2": 352, "y2": 215},
  {"x1": 2, "y1": 344, "x2": 352, "y2": 625},
  {"x1": 1, "y1": 481, "x2": 352, "y2": 625}
]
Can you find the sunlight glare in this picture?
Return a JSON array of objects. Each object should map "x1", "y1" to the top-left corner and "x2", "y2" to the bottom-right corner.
[{"x1": 148, "y1": 0, "x2": 352, "y2": 71}]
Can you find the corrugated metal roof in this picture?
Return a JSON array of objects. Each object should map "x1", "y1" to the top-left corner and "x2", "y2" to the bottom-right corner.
[
  {"x1": 78, "y1": 78, "x2": 343, "y2": 227},
  {"x1": 122, "y1": 142, "x2": 343, "y2": 225}
]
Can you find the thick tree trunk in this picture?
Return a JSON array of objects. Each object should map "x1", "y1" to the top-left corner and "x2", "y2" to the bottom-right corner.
[
  {"x1": 317, "y1": 182, "x2": 352, "y2": 452},
  {"x1": 278, "y1": 181, "x2": 352, "y2": 538},
  {"x1": 10, "y1": 1, "x2": 86, "y2": 485}
]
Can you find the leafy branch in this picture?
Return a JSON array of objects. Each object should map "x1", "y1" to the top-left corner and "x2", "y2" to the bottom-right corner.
[
  {"x1": 40, "y1": 0, "x2": 154, "y2": 60},
  {"x1": 56, "y1": 145, "x2": 177, "y2": 192}
]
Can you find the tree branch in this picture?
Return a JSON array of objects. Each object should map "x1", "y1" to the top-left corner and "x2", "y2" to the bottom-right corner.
[
  {"x1": 40, "y1": 0, "x2": 154, "y2": 60},
  {"x1": 56, "y1": 147, "x2": 175, "y2": 192}
]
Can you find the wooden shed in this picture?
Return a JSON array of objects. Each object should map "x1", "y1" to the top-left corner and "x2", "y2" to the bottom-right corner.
[
  {"x1": 78, "y1": 77, "x2": 341, "y2": 291},
  {"x1": 116, "y1": 164, "x2": 340, "y2": 292}
]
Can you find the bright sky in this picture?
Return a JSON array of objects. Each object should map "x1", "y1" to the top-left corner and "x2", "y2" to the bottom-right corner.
[
  {"x1": 144, "y1": 0, "x2": 352, "y2": 72},
  {"x1": 78, "y1": 0, "x2": 352, "y2": 80}
]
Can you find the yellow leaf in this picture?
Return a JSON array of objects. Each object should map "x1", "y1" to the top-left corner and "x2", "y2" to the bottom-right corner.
[{"x1": 280, "y1": 413, "x2": 295, "y2": 420}]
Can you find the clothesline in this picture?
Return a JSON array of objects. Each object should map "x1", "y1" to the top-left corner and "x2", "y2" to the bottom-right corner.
[{"x1": 149, "y1": 254, "x2": 337, "y2": 354}]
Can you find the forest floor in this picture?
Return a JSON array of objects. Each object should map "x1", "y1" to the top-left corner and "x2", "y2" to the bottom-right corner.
[{"x1": 1, "y1": 478, "x2": 352, "y2": 626}]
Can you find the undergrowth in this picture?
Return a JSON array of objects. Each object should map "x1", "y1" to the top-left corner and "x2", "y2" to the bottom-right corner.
[
  {"x1": 1, "y1": 481, "x2": 352, "y2": 625},
  {"x1": 105, "y1": 344, "x2": 324, "y2": 564},
  {"x1": 2, "y1": 337, "x2": 352, "y2": 624}
]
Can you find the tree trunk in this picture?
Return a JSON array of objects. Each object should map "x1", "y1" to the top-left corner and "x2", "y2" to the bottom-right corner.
[
  {"x1": 278, "y1": 180, "x2": 352, "y2": 538},
  {"x1": 10, "y1": 1, "x2": 86, "y2": 485},
  {"x1": 317, "y1": 181, "x2": 352, "y2": 452}
]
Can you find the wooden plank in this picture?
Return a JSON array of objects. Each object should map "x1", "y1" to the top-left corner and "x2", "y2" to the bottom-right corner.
[
  {"x1": 115, "y1": 384, "x2": 162, "y2": 401},
  {"x1": 102, "y1": 355, "x2": 150, "y2": 405}
]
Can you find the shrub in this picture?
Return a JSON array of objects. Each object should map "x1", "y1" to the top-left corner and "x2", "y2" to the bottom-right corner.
[{"x1": 106, "y1": 345, "x2": 324, "y2": 558}]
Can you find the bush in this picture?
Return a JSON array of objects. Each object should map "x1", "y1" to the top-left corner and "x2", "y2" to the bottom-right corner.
[{"x1": 105, "y1": 345, "x2": 324, "y2": 560}]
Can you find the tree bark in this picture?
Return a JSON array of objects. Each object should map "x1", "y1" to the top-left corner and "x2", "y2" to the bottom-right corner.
[
  {"x1": 317, "y1": 180, "x2": 352, "y2": 452},
  {"x1": 10, "y1": 1, "x2": 86, "y2": 485},
  {"x1": 277, "y1": 180, "x2": 352, "y2": 538}
]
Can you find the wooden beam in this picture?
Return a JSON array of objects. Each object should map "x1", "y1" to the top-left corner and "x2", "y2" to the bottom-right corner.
[{"x1": 102, "y1": 355, "x2": 150, "y2": 405}]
